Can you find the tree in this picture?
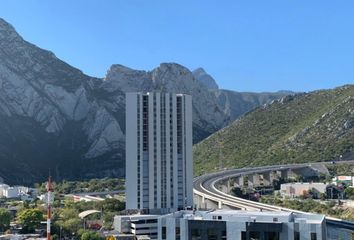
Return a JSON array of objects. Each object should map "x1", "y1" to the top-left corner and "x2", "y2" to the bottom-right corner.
[
  {"x1": 17, "y1": 208, "x2": 44, "y2": 233},
  {"x1": 231, "y1": 187, "x2": 243, "y2": 198},
  {"x1": 61, "y1": 218, "x2": 82, "y2": 235},
  {"x1": 0, "y1": 208, "x2": 11, "y2": 232},
  {"x1": 100, "y1": 198, "x2": 125, "y2": 212},
  {"x1": 80, "y1": 230, "x2": 104, "y2": 240},
  {"x1": 54, "y1": 207, "x2": 82, "y2": 237},
  {"x1": 345, "y1": 187, "x2": 354, "y2": 200}
]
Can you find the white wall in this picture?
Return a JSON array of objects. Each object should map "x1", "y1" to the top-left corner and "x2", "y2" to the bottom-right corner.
[{"x1": 126, "y1": 92, "x2": 138, "y2": 210}]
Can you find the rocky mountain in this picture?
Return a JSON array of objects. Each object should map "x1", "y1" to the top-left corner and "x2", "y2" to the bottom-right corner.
[
  {"x1": 192, "y1": 68, "x2": 219, "y2": 90},
  {"x1": 0, "y1": 18, "x2": 125, "y2": 184},
  {"x1": 194, "y1": 85, "x2": 354, "y2": 176},
  {"x1": 100, "y1": 63, "x2": 228, "y2": 141},
  {"x1": 211, "y1": 90, "x2": 289, "y2": 124},
  {"x1": 0, "y1": 18, "x2": 288, "y2": 184}
]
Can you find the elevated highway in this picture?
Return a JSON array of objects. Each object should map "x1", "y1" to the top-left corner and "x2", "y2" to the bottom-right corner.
[{"x1": 193, "y1": 161, "x2": 354, "y2": 232}]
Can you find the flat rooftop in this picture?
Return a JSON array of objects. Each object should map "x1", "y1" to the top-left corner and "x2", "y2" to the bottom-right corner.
[{"x1": 160, "y1": 209, "x2": 325, "y2": 224}]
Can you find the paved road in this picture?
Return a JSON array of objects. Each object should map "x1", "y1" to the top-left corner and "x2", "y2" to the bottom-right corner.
[{"x1": 193, "y1": 161, "x2": 354, "y2": 230}]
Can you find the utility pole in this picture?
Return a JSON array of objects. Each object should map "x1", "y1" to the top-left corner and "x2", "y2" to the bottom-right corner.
[{"x1": 47, "y1": 176, "x2": 54, "y2": 240}]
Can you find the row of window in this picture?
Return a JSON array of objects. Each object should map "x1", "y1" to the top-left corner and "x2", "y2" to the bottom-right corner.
[{"x1": 135, "y1": 94, "x2": 189, "y2": 209}]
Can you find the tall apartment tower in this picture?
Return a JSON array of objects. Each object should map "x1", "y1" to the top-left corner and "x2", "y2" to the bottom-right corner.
[{"x1": 126, "y1": 92, "x2": 193, "y2": 212}]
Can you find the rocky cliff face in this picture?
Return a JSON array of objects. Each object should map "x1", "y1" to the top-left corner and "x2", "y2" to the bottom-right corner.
[
  {"x1": 0, "y1": 18, "x2": 125, "y2": 184},
  {"x1": 192, "y1": 67, "x2": 219, "y2": 90},
  {"x1": 102, "y1": 63, "x2": 228, "y2": 141},
  {"x1": 0, "y1": 18, "x2": 288, "y2": 184},
  {"x1": 212, "y1": 89, "x2": 290, "y2": 123}
]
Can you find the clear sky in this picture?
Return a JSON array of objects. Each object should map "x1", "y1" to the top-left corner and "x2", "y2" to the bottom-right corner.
[{"x1": 1, "y1": 1, "x2": 354, "y2": 92}]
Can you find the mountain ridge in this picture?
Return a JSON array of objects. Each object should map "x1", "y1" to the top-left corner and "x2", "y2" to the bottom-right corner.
[
  {"x1": 0, "y1": 18, "x2": 289, "y2": 184},
  {"x1": 193, "y1": 85, "x2": 354, "y2": 176}
]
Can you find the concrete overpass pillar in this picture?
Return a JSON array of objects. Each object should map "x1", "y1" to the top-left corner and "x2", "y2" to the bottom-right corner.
[
  {"x1": 271, "y1": 170, "x2": 278, "y2": 182},
  {"x1": 205, "y1": 199, "x2": 218, "y2": 209},
  {"x1": 287, "y1": 169, "x2": 297, "y2": 180},
  {"x1": 248, "y1": 174, "x2": 261, "y2": 188},
  {"x1": 194, "y1": 194, "x2": 207, "y2": 209},
  {"x1": 247, "y1": 174, "x2": 253, "y2": 188},
  {"x1": 230, "y1": 178, "x2": 235, "y2": 189},
  {"x1": 221, "y1": 184, "x2": 228, "y2": 193},
  {"x1": 275, "y1": 170, "x2": 281, "y2": 179},
  {"x1": 280, "y1": 169, "x2": 288, "y2": 179},
  {"x1": 227, "y1": 178, "x2": 231, "y2": 193},
  {"x1": 263, "y1": 171, "x2": 277, "y2": 186},
  {"x1": 252, "y1": 174, "x2": 261, "y2": 187},
  {"x1": 278, "y1": 169, "x2": 297, "y2": 180},
  {"x1": 262, "y1": 172, "x2": 271, "y2": 186},
  {"x1": 235, "y1": 175, "x2": 244, "y2": 187},
  {"x1": 198, "y1": 195, "x2": 207, "y2": 209}
]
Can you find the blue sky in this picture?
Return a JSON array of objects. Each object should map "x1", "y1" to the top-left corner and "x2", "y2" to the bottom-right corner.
[{"x1": 1, "y1": 1, "x2": 354, "y2": 92}]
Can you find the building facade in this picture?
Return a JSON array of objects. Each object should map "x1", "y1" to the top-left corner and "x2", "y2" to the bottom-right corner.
[
  {"x1": 126, "y1": 92, "x2": 193, "y2": 212},
  {"x1": 280, "y1": 182, "x2": 327, "y2": 198},
  {"x1": 332, "y1": 176, "x2": 354, "y2": 186},
  {"x1": 114, "y1": 214, "x2": 159, "y2": 239},
  {"x1": 158, "y1": 210, "x2": 327, "y2": 240}
]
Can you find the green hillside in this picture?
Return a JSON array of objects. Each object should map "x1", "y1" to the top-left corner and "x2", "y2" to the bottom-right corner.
[{"x1": 193, "y1": 85, "x2": 354, "y2": 176}]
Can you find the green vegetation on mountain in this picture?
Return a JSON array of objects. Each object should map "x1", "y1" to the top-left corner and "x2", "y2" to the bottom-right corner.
[
  {"x1": 194, "y1": 85, "x2": 354, "y2": 175},
  {"x1": 260, "y1": 197, "x2": 354, "y2": 221},
  {"x1": 36, "y1": 178, "x2": 124, "y2": 194},
  {"x1": 327, "y1": 163, "x2": 354, "y2": 176}
]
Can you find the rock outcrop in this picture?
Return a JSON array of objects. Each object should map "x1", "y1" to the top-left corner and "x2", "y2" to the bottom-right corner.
[{"x1": 0, "y1": 18, "x2": 288, "y2": 184}]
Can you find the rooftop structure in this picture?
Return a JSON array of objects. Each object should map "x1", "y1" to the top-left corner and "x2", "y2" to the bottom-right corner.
[{"x1": 158, "y1": 210, "x2": 326, "y2": 240}]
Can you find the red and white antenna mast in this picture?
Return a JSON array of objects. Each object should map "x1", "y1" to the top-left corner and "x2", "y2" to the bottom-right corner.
[{"x1": 46, "y1": 175, "x2": 54, "y2": 240}]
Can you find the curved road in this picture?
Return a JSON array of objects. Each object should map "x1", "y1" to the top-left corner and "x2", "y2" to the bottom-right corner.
[{"x1": 193, "y1": 161, "x2": 354, "y2": 230}]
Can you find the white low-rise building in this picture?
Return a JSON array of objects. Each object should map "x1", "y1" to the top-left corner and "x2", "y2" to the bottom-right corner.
[
  {"x1": 158, "y1": 210, "x2": 326, "y2": 240},
  {"x1": 332, "y1": 176, "x2": 354, "y2": 186},
  {"x1": 114, "y1": 214, "x2": 159, "y2": 240},
  {"x1": 280, "y1": 182, "x2": 327, "y2": 198},
  {"x1": 0, "y1": 184, "x2": 10, "y2": 197},
  {"x1": 2, "y1": 186, "x2": 19, "y2": 199},
  {"x1": 0, "y1": 184, "x2": 37, "y2": 199},
  {"x1": 67, "y1": 194, "x2": 105, "y2": 202}
]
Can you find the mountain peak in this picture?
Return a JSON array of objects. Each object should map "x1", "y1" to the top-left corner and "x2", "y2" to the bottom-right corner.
[
  {"x1": 151, "y1": 62, "x2": 196, "y2": 87},
  {"x1": 193, "y1": 67, "x2": 207, "y2": 74},
  {"x1": 0, "y1": 18, "x2": 22, "y2": 41},
  {"x1": 0, "y1": 18, "x2": 92, "y2": 92},
  {"x1": 105, "y1": 64, "x2": 147, "y2": 81},
  {"x1": 156, "y1": 62, "x2": 191, "y2": 73},
  {"x1": 109, "y1": 64, "x2": 136, "y2": 72},
  {"x1": 192, "y1": 67, "x2": 219, "y2": 90},
  {"x1": 0, "y1": 18, "x2": 14, "y2": 30}
]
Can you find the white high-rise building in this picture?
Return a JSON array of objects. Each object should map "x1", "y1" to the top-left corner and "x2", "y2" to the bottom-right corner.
[{"x1": 126, "y1": 92, "x2": 193, "y2": 212}]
